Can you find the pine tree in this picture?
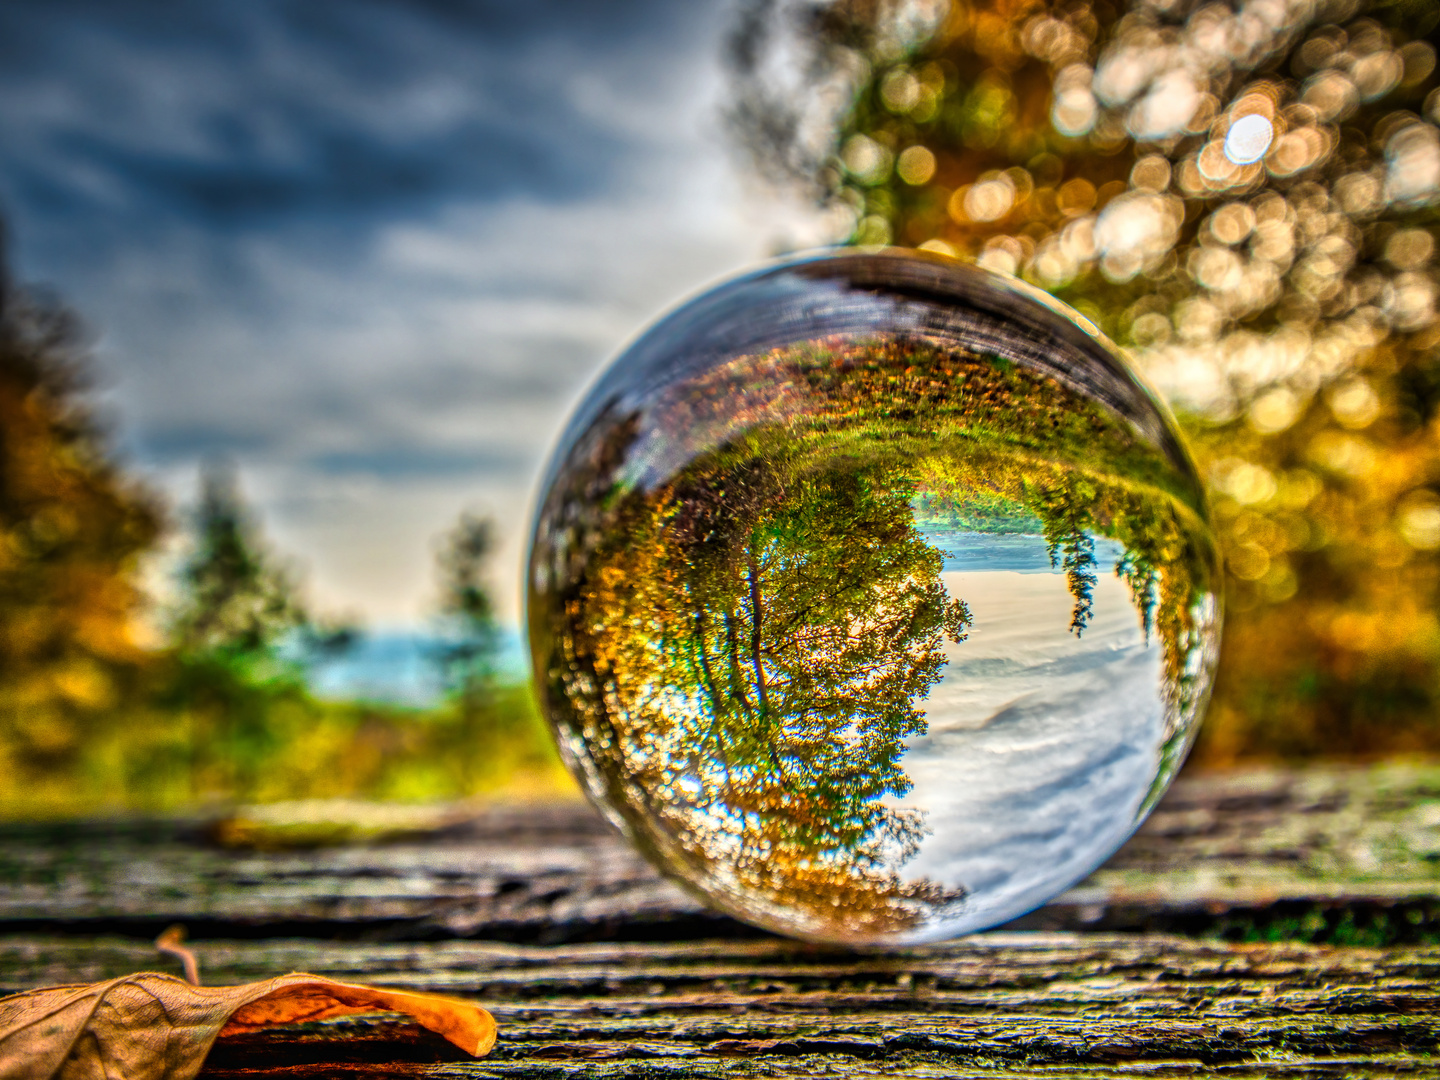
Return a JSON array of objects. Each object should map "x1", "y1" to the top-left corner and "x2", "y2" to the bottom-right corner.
[
  {"x1": 434, "y1": 512, "x2": 500, "y2": 705},
  {"x1": 170, "y1": 461, "x2": 306, "y2": 659}
]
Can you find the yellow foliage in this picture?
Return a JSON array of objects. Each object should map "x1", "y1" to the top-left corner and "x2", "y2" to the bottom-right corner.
[
  {"x1": 0, "y1": 282, "x2": 161, "y2": 787},
  {"x1": 742, "y1": 0, "x2": 1440, "y2": 760}
]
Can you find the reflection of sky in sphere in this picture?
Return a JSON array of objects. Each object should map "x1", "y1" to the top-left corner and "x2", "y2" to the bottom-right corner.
[
  {"x1": 898, "y1": 542, "x2": 1164, "y2": 940},
  {"x1": 1223, "y1": 114, "x2": 1274, "y2": 165}
]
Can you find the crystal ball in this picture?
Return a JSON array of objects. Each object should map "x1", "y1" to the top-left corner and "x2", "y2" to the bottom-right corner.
[{"x1": 527, "y1": 250, "x2": 1221, "y2": 945}]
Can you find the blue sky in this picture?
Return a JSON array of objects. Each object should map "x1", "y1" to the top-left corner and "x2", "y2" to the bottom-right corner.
[{"x1": 0, "y1": 0, "x2": 829, "y2": 625}]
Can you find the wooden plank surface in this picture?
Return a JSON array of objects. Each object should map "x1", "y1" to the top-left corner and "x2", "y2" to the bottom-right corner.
[
  {"x1": 3, "y1": 763, "x2": 1440, "y2": 1076},
  {"x1": 1, "y1": 763, "x2": 1437, "y2": 942},
  {"x1": 6, "y1": 933, "x2": 1440, "y2": 1076}
]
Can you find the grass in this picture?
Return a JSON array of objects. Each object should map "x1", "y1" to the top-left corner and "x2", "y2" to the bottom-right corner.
[{"x1": 0, "y1": 676, "x2": 575, "y2": 821}]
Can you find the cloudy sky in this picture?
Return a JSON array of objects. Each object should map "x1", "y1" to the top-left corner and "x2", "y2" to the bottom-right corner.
[{"x1": 0, "y1": 0, "x2": 829, "y2": 627}]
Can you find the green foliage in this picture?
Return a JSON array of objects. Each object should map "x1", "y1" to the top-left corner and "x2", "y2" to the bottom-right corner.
[
  {"x1": 6, "y1": 680, "x2": 563, "y2": 818},
  {"x1": 86, "y1": 497, "x2": 562, "y2": 817},
  {"x1": 126, "y1": 462, "x2": 346, "y2": 804},
  {"x1": 914, "y1": 489, "x2": 1045, "y2": 534}
]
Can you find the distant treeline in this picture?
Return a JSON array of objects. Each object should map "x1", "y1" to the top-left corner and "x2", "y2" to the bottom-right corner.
[{"x1": 0, "y1": 243, "x2": 563, "y2": 818}]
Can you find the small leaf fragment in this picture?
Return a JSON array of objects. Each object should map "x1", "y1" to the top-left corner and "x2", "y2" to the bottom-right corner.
[
  {"x1": 153, "y1": 926, "x2": 200, "y2": 986},
  {"x1": 0, "y1": 971, "x2": 496, "y2": 1080}
]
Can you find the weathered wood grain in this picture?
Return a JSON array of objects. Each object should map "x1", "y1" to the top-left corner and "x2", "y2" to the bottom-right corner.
[
  {"x1": 7, "y1": 934, "x2": 1440, "y2": 1076},
  {"x1": 1, "y1": 764, "x2": 1437, "y2": 942},
  {"x1": 3, "y1": 764, "x2": 1439, "y2": 1075}
]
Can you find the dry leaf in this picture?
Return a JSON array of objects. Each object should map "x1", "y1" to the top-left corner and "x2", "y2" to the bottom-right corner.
[
  {"x1": 0, "y1": 971, "x2": 496, "y2": 1080},
  {"x1": 153, "y1": 926, "x2": 200, "y2": 987}
]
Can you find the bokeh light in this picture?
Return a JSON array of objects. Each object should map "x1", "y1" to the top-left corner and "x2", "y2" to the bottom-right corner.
[
  {"x1": 1224, "y1": 114, "x2": 1275, "y2": 165},
  {"x1": 729, "y1": 0, "x2": 1440, "y2": 762}
]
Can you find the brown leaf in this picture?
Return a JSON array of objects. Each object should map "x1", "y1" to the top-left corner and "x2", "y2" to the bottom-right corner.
[
  {"x1": 0, "y1": 971, "x2": 496, "y2": 1080},
  {"x1": 153, "y1": 926, "x2": 199, "y2": 987}
]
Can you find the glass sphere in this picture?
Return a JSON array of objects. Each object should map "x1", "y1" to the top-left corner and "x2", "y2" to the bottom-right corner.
[{"x1": 527, "y1": 250, "x2": 1221, "y2": 945}]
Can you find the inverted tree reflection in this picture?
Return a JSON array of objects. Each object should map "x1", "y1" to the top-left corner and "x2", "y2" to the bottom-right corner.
[{"x1": 532, "y1": 334, "x2": 1218, "y2": 937}]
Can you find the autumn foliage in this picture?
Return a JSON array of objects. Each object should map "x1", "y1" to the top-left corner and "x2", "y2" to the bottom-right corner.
[
  {"x1": 0, "y1": 251, "x2": 162, "y2": 799},
  {"x1": 732, "y1": 0, "x2": 1440, "y2": 762}
]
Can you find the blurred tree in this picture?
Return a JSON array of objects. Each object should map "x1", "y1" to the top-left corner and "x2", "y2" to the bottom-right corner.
[
  {"x1": 170, "y1": 461, "x2": 308, "y2": 659},
  {"x1": 0, "y1": 229, "x2": 565, "y2": 817},
  {"x1": 425, "y1": 510, "x2": 560, "y2": 795},
  {"x1": 434, "y1": 512, "x2": 501, "y2": 705},
  {"x1": 729, "y1": 0, "x2": 1440, "y2": 762},
  {"x1": 0, "y1": 228, "x2": 162, "y2": 800},
  {"x1": 156, "y1": 461, "x2": 340, "y2": 800}
]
